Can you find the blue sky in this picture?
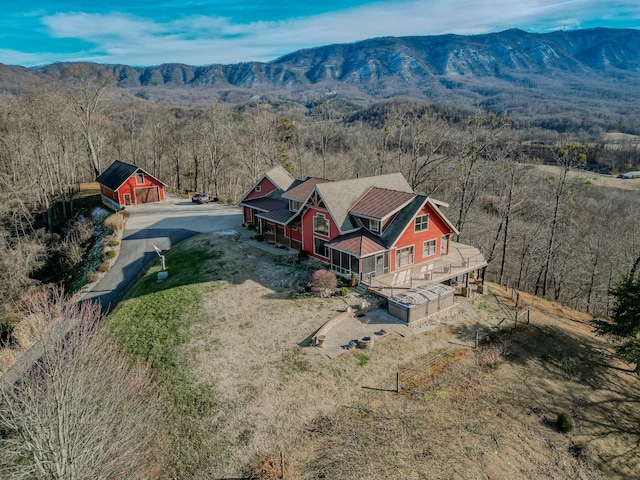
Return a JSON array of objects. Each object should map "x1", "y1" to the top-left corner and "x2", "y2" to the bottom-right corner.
[{"x1": 1, "y1": 1, "x2": 639, "y2": 67}]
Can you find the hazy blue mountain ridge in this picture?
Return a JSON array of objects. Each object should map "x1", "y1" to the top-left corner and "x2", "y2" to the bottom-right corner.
[
  {"x1": 2, "y1": 28, "x2": 640, "y2": 133},
  {"x1": 28, "y1": 28, "x2": 640, "y2": 89}
]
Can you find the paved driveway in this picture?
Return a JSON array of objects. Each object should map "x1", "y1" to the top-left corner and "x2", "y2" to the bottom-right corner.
[{"x1": 81, "y1": 196, "x2": 243, "y2": 311}]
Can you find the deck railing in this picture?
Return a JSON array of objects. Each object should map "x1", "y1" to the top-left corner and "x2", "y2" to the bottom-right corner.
[{"x1": 368, "y1": 251, "x2": 487, "y2": 295}]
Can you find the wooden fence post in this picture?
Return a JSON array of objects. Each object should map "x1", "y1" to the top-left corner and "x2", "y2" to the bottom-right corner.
[{"x1": 280, "y1": 451, "x2": 284, "y2": 479}]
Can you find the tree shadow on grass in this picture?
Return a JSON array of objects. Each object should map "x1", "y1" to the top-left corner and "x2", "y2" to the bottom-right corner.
[{"x1": 452, "y1": 318, "x2": 640, "y2": 478}]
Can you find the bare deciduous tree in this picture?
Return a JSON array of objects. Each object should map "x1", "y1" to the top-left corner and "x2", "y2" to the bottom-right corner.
[
  {"x1": 0, "y1": 294, "x2": 168, "y2": 480},
  {"x1": 535, "y1": 143, "x2": 587, "y2": 297},
  {"x1": 57, "y1": 64, "x2": 116, "y2": 178}
]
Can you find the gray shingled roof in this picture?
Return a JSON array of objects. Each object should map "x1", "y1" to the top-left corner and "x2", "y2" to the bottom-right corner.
[
  {"x1": 96, "y1": 160, "x2": 138, "y2": 190},
  {"x1": 265, "y1": 166, "x2": 295, "y2": 191},
  {"x1": 237, "y1": 166, "x2": 295, "y2": 205},
  {"x1": 315, "y1": 173, "x2": 412, "y2": 233}
]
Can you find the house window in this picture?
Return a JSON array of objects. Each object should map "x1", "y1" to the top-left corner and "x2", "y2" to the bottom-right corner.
[
  {"x1": 370, "y1": 218, "x2": 380, "y2": 234},
  {"x1": 423, "y1": 239, "x2": 437, "y2": 257},
  {"x1": 314, "y1": 237, "x2": 329, "y2": 258},
  {"x1": 255, "y1": 185, "x2": 262, "y2": 192},
  {"x1": 313, "y1": 213, "x2": 329, "y2": 236},
  {"x1": 414, "y1": 214, "x2": 429, "y2": 232},
  {"x1": 396, "y1": 246, "x2": 414, "y2": 268},
  {"x1": 135, "y1": 173, "x2": 144, "y2": 185},
  {"x1": 289, "y1": 200, "x2": 302, "y2": 211}
]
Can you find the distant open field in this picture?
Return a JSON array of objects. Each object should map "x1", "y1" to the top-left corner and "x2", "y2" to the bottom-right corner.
[
  {"x1": 108, "y1": 234, "x2": 639, "y2": 479},
  {"x1": 536, "y1": 164, "x2": 640, "y2": 191}
]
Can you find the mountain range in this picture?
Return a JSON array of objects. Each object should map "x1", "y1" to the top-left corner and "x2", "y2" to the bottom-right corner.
[{"x1": 2, "y1": 27, "x2": 640, "y2": 133}]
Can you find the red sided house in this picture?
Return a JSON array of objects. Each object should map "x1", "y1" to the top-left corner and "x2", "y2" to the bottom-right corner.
[
  {"x1": 97, "y1": 160, "x2": 166, "y2": 210},
  {"x1": 239, "y1": 167, "x2": 487, "y2": 292}
]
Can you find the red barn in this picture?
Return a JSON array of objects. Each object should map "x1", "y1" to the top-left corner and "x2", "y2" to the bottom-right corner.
[{"x1": 97, "y1": 160, "x2": 166, "y2": 210}]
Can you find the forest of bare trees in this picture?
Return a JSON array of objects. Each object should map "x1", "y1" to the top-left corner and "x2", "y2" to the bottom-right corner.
[{"x1": 0, "y1": 69, "x2": 639, "y2": 342}]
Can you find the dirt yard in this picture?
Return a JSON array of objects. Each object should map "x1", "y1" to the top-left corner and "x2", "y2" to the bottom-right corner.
[{"x1": 157, "y1": 234, "x2": 639, "y2": 478}]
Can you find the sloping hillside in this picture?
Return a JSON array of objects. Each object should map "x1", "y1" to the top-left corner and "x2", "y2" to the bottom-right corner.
[{"x1": 108, "y1": 234, "x2": 640, "y2": 478}]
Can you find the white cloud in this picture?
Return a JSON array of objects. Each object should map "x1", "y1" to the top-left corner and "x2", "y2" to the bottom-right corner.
[
  {"x1": 0, "y1": 49, "x2": 55, "y2": 67},
  {"x1": 43, "y1": 12, "x2": 164, "y2": 39},
  {"x1": 24, "y1": 1, "x2": 640, "y2": 66}
]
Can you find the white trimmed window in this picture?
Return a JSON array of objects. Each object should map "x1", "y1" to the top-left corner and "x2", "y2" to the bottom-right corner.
[
  {"x1": 314, "y1": 237, "x2": 329, "y2": 258},
  {"x1": 414, "y1": 214, "x2": 429, "y2": 232},
  {"x1": 396, "y1": 246, "x2": 414, "y2": 268},
  {"x1": 313, "y1": 213, "x2": 329, "y2": 236},
  {"x1": 370, "y1": 218, "x2": 380, "y2": 233},
  {"x1": 255, "y1": 185, "x2": 262, "y2": 192},
  {"x1": 423, "y1": 239, "x2": 437, "y2": 257},
  {"x1": 289, "y1": 199, "x2": 302, "y2": 211},
  {"x1": 135, "y1": 173, "x2": 144, "y2": 185}
]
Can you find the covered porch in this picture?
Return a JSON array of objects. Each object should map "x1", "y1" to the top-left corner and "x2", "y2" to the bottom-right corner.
[
  {"x1": 256, "y1": 209, "x2": 302, "y2": 251},
  {"x1": 364, "y1": 242, "x2": 488, "y2": 298}
]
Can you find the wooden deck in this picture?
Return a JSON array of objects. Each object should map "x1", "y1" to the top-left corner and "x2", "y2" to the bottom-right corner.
[{"x1": 364, "y1": 242, "x2": 488, "y2": 298}]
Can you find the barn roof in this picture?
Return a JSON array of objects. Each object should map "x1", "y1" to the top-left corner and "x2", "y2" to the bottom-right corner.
[{"x1": 97, "y1": 160, "x2": 165, "y2": 191}]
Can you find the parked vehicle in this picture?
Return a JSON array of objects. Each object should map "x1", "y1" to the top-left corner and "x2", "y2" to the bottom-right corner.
[
  {"x1": 191, "y1": 193, "x2": 213, "y2": 204},
  {"x1": 617, "y1": 171, "x2": 640, "y2": 179}
]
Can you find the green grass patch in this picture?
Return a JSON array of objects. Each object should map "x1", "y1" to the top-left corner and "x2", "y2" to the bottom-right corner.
[
  {"x1": 109, "y1": 284, "x2": 202, "y2": 372},
  {"x1": 354, "y1": 352, "x2": 371, "y2": 367},
  {"x1": 106, "y1": 241, "x2": 226, "y2": 477},
  {"x1": 274, "y1": 347, "x2": 312, "y2": 377},
  {"x1": 107, "y1": 243, "x2": 224, "y2": 372}
]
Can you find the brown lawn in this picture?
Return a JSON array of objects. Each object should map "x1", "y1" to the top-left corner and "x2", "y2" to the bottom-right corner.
[{"x1": 178, "y1": 235, "x2": 639, "y2": 479}]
